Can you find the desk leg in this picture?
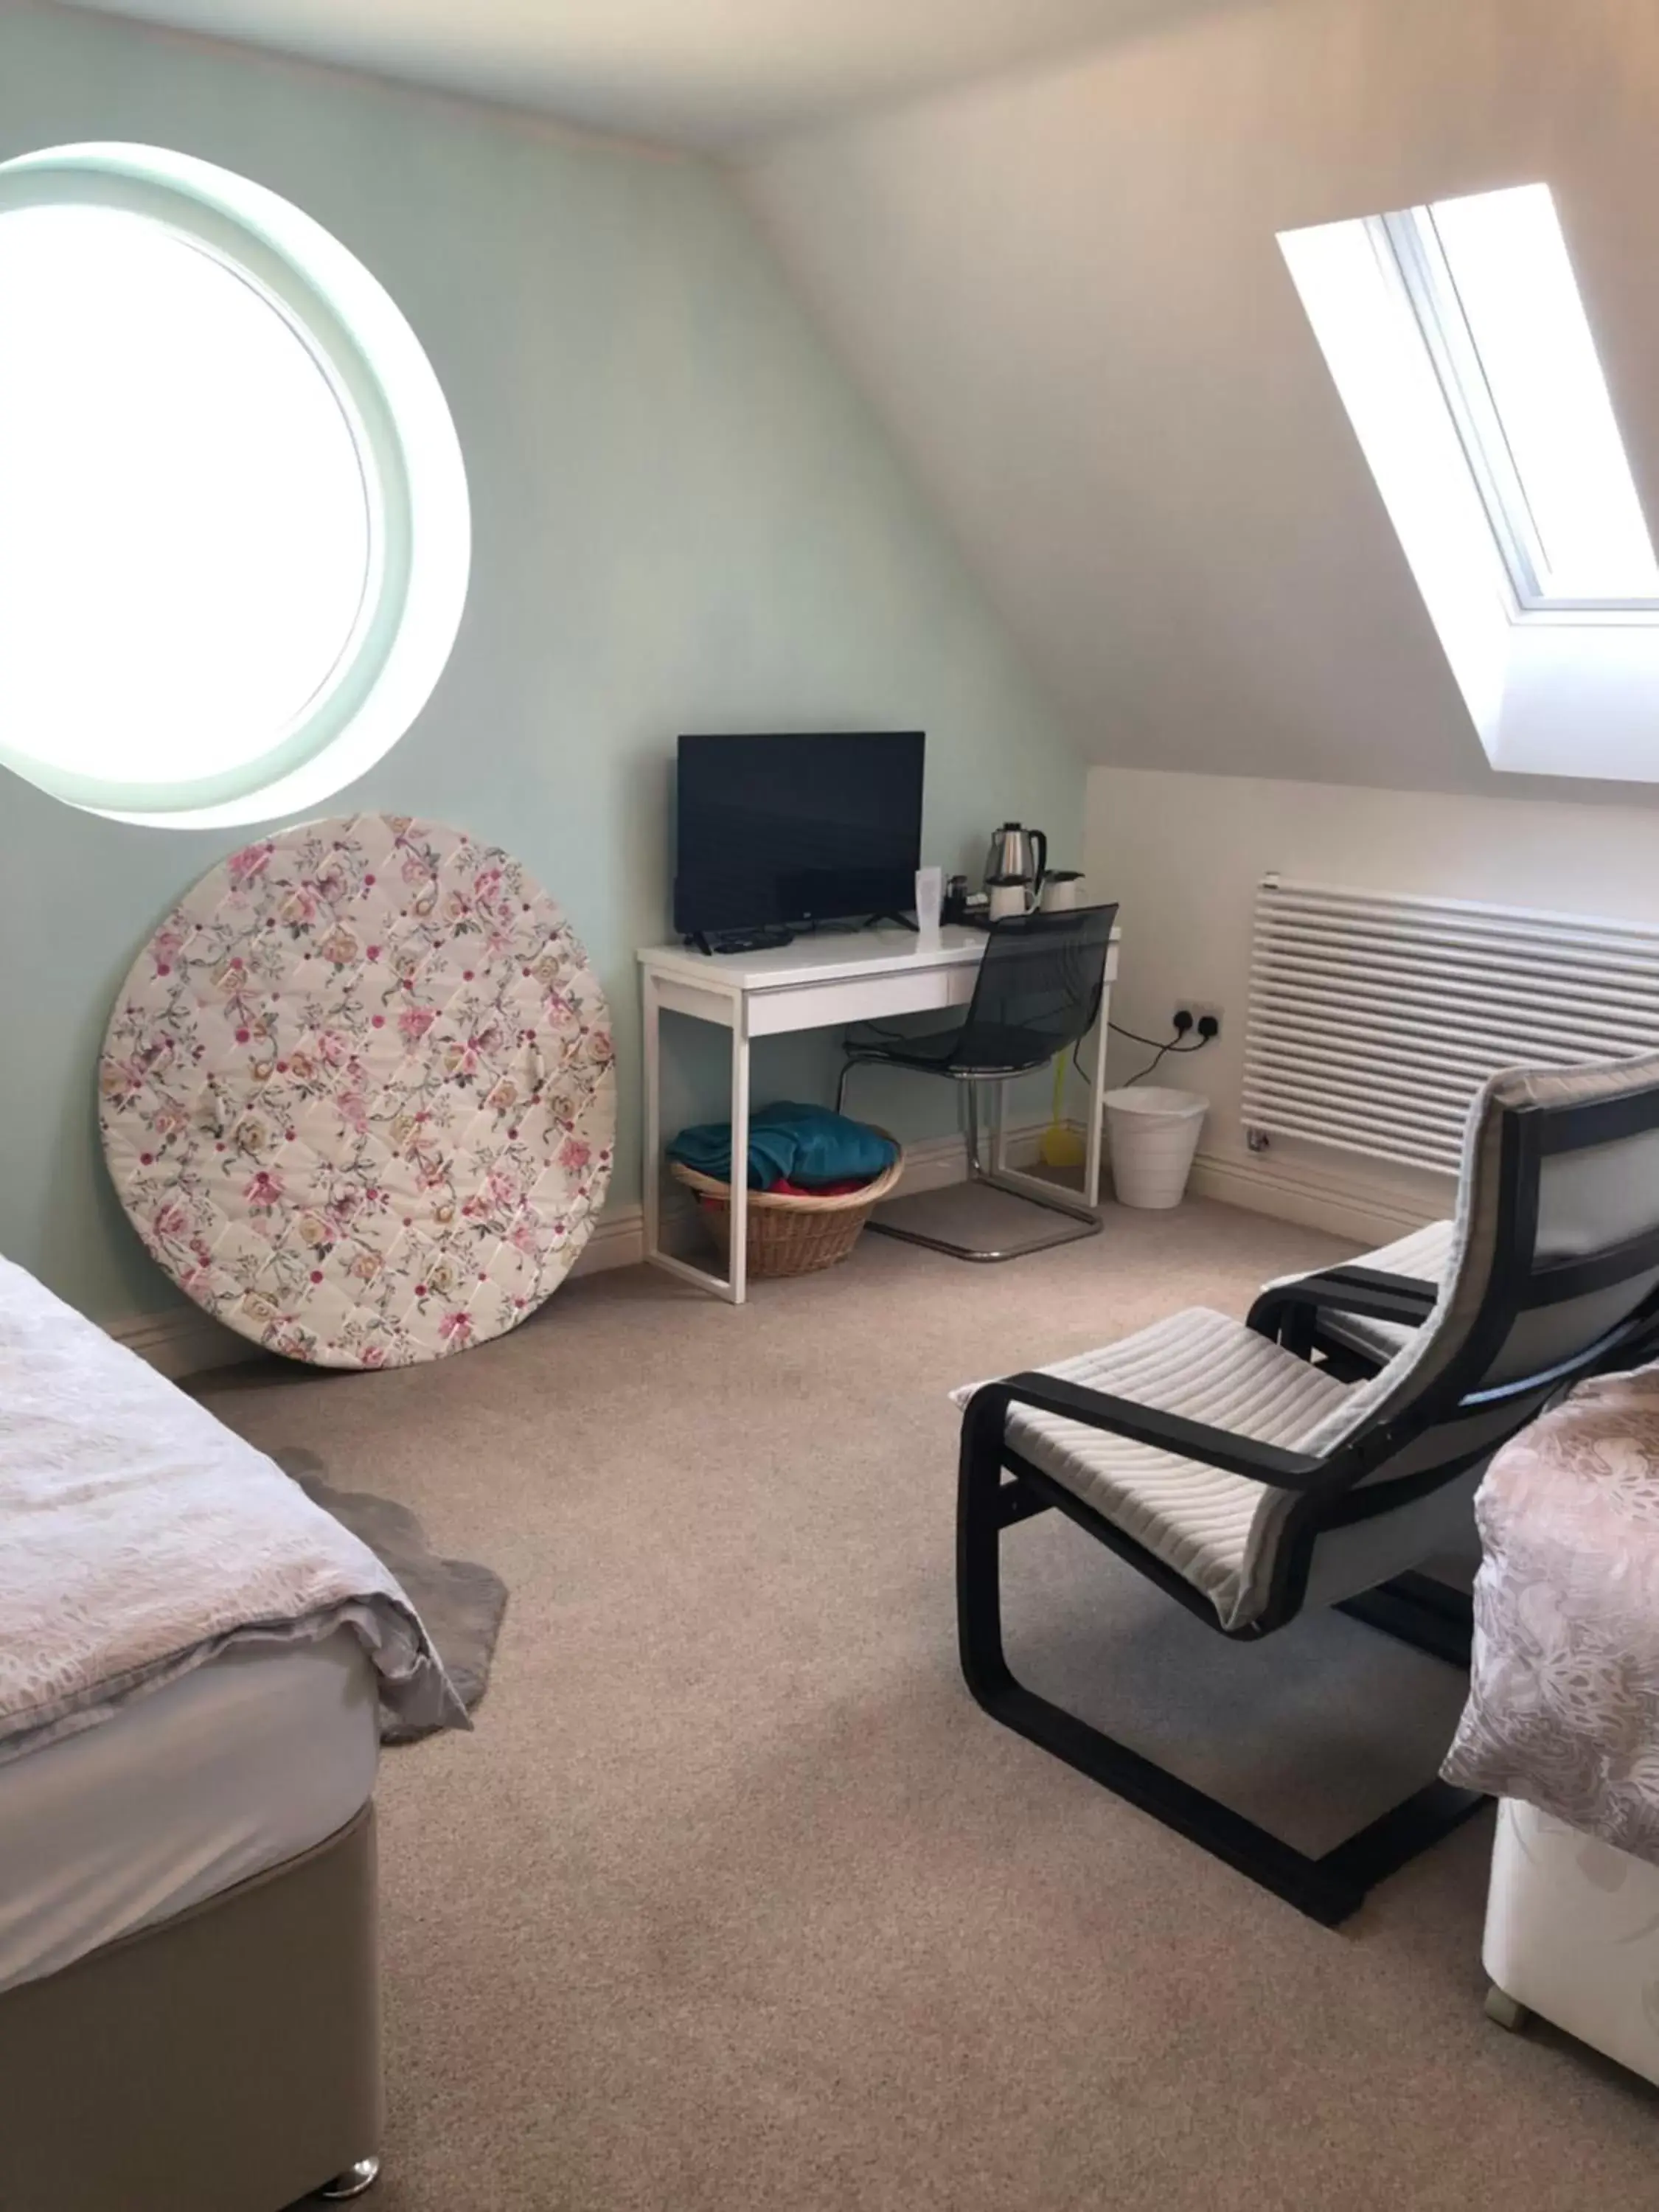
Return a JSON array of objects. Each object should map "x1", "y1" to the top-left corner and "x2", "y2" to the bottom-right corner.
[
  {"x1": 728, "y1": 1017, "x2": 751, "y2": 1307},
  {"x1": 640, "y1": 976, "x2": 751, "y2": 1304},
  {"x1": 642, "y1": 969, "x2": 662, "y2": 1266},
  {"x1": 1085, "y1": 981, "x2": 1110, "y2": 1208}
]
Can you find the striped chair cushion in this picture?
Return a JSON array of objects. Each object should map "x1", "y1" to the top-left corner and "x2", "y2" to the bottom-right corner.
[
  {"x1": 954, "y1": 1307, "x2": 1352, "y2": 1630},
  {"x1": 1264, "y1": 1220, "x2": 1454, "y2": 1370}
]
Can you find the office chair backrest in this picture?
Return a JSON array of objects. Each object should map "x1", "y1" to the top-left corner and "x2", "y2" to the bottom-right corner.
[
  {"x1": 949, "y1": 904, "x2": 1119, "y2": 1076},
  {"x1": 1246, "y1": 1049, "x2": 1659, "y2": 1624}
]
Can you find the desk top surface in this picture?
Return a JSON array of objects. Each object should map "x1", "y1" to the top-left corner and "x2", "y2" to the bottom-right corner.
[{"x1": 638, "y1": 922, "x2": 1118, "y2": 992}]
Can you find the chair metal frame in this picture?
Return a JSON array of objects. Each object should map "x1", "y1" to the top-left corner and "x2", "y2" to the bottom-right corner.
[{"x1": 959, "y1": 1087, "x2": 1659, "y2": 1923}]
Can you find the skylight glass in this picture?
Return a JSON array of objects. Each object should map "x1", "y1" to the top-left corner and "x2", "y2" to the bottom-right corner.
[{"x1": 1379, "y1": 183, "x2": 1659, "y2": 609}]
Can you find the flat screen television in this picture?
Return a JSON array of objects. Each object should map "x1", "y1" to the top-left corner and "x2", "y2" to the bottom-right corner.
[{"x1": 673, "y1": 731, "x2": 925, "y2": 939}]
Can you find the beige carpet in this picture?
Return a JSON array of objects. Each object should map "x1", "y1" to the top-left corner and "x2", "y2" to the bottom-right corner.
[{"x1": 200, "y1": 1198, "x2": 1659, "y2": 2211}]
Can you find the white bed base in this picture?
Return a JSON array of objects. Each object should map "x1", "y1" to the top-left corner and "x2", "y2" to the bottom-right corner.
[{"x1": 1484, "y1": 1797, "x2": 1659, "y2": 2084}]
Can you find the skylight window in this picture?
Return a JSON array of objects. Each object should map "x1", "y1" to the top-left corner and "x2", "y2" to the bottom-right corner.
[
  {"x1": 1281, "y1": 181, "x2": 1659, "y2": 785},
  {"x1": 1376, "y1": 183, "x2": 1659, "y2": 612}
]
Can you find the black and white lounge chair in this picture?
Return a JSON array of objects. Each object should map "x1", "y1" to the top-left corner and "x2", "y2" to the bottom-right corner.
[{"x1": 956, "y1": 1054, "x2": 1659, "y2": 1924}]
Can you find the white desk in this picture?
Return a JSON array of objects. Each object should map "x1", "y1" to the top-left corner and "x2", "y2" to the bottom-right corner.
[{"x1": 639, "y1": 925, "x2": 1119, "y2": 1303}]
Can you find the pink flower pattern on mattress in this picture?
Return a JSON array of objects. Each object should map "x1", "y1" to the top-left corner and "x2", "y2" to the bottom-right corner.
[{"x1": 99, "y1": 813, "x2": 615, "y2": 1369}]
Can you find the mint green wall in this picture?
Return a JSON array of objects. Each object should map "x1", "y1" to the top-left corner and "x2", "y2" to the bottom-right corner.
[{"x1": 0, "y1": 1, "x2": 1084, "y2": 1324}]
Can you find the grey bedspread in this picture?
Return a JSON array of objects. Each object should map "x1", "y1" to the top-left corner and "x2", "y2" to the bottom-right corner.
[{"x1": 0, "y1": 1256, "x2": 463, "y2": 1767}]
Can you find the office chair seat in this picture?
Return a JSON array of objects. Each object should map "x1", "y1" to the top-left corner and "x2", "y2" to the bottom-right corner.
[
  {"x1": 844, "y1": 1018, "x2": 1057, "y2": 1079},
  {"x1": 839, "y1": 905, "x2": 1119, "y2": 1262}
]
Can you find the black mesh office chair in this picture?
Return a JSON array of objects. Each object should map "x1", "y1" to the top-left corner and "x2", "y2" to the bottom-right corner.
[{"x1": 837, "y1": 903, "x2": 1119, "y2": 1260}]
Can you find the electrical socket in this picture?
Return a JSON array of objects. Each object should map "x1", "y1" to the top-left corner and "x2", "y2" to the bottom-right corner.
[{"x1": 1173, "y1": 1001, "x2": 1223, "y2": 1042}]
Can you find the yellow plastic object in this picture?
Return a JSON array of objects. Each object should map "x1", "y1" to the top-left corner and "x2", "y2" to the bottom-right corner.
[{"x1": 1040, "y1": 1054, "x2": 1086, "y2": 1169}]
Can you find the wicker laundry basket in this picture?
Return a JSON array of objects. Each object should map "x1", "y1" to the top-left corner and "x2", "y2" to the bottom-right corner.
[{"x1": 669, "y1": 1130, "x2": 905, "y2": 1279}]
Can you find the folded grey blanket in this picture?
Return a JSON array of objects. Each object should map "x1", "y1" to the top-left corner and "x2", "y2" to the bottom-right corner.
[{"x1": 0, "y1": 1256, "x2": 464, "y2": 1767}]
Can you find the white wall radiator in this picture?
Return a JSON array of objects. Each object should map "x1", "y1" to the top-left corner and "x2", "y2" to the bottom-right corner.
[{"x1": 1241, "y1": 877, "x2": 1659, "y2": 1175}]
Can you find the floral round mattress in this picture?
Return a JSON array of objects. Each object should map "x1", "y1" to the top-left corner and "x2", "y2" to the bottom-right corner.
[{"x1": 100, "y1": 813, "x2": 615, "y2": 1368}]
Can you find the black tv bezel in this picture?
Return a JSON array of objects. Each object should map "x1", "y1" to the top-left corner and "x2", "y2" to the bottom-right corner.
[{"x1": 672, "y1": 729, "x2": 925, "y2": 937}]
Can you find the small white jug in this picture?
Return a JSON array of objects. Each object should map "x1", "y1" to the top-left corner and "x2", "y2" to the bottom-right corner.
[{"x1": 1039, "y1": 870, "x2": 1085, "y2": 913}]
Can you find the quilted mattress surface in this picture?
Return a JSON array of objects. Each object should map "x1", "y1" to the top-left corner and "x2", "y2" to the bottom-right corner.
[{"x1": 100, "y1": 813, "x2": 614, "y2": 1367}]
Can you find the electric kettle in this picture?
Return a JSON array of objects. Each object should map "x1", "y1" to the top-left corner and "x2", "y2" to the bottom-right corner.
[{"x1": 984, "y1": 822, "x2": 1047, "y2": 894}]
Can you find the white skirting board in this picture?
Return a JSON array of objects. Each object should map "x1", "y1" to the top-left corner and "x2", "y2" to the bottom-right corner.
[
  {"x1": 1184, "y1": 1144, "x2": 1444, "y2": 1248},
  {"x1": 105, "y1": 1121, "x2": 1054, "y2": 1380}
]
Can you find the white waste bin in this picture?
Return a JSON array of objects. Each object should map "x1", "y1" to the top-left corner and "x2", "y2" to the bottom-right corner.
[{"x1": 1105, "y1": 1087, "x2": 1208, "y2": 1209}]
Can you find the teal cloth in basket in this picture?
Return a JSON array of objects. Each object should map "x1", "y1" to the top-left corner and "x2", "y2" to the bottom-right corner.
[{"x1": 668, "y1": 1102, "x2": 899, "y2": 1192}]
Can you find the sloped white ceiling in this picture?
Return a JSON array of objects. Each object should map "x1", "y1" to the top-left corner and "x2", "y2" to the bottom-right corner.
[
  {"x1": 62, "y1": 0, "x2": 1242, "y2": 149},
  {"x1": 746, "y1": 0, "x2": 1659, "y2": 800}
]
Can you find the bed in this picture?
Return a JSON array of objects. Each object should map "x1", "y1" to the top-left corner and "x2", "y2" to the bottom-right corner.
[
  {"x1": 1441, "y1": 1363, "x2": 1659, "y2": 2084},
  {"x1": 0, "y1": 1258, "x2": 459, "y2": 2210},
  {"x1": 1481, "y1": 1798, "x2": 1659, "y2": 2078},
  {"x1": 0, "y1": 1663, "x2": 383, "y2": 2209}
]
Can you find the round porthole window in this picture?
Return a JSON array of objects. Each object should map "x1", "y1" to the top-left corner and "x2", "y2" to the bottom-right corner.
[{"x1": 0, "y1": 144, "x2": 469, "y2": 827}]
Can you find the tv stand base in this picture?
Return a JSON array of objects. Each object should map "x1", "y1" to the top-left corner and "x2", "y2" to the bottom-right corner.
[{"x1": 686, "y1": 926, "x2": 797, "y2": 956}]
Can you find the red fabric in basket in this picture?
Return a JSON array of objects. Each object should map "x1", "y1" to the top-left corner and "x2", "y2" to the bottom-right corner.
[
  {"x1": 697, "y1": 1172, "x2": 877, "y2": 1208},
  {"x1": 769, "y1": 1175, "x2": 874, "y2": 1197}
]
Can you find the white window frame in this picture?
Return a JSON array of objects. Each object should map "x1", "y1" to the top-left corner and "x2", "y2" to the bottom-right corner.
[
  {"x1": 1374, "y1": 202, "x2": 1659, "y2": 622},
  {"x1": 0, "y1": 143, "x2": 470, "y2": 829},
  {"x1": 1281, "y1": 190, "x2": 1659, "y2": 786}
]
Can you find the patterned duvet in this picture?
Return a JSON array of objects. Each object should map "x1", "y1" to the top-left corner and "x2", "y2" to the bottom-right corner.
[{"x1": 1444, "y1": 1365, "x2": 1659, "y2": 1865}]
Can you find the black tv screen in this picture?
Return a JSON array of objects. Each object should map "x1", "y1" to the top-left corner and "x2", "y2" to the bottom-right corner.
[{"x1": 673, "y1": 731, "x2": 925, "y2": 936}]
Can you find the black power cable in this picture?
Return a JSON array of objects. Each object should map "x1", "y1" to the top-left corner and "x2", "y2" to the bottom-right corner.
[
  {"x1": 1119, "y1": 1034, "x2": 1209, "y2": 1087},
  {"x1": 1073, "y1": 1020, "x2": 1212, "y2": 1091}
]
